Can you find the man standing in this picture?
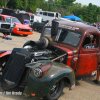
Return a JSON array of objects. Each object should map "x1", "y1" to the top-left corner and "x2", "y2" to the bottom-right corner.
[{"x1": 93, "y1": 23, "x2": 96, "y2": 27}]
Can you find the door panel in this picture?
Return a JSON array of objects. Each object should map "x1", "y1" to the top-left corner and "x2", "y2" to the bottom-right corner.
[
  {"x1": 76, "y1": 51, "x2": 98, "y2": 76},
  {"x1": 75, "y1": 34, "x2": 99, "y2": 77}
]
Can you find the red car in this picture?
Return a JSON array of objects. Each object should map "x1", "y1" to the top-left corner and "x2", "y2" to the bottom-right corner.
[{"x1": 0, "y1": 14, "x2": 33, "y2": 36}]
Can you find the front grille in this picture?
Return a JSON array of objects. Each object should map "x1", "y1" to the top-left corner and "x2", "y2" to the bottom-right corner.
[
  {"x1": 20, "y1": 29, "x2": 30, "y2": 32},
  {"x1": 1, "y1": 48, "x2": 32, "y2": 90},
  {"x1": 1, "y1": 24, "x2": 10, "y2": 29}
]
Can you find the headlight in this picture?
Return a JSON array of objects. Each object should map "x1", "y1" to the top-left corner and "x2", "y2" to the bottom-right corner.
[
  {"x1": 23, "y1": 45, "x2": 32, "y2": 49},
  {"x1": 30, "y1": 29, "x2": 32, "y2": 32},
  {"x1": 17, "y1": 28, "x2": 20, "y2": 31},
  {"x1": 34, "y1": 68, "x2": 42, "y2": 78}
]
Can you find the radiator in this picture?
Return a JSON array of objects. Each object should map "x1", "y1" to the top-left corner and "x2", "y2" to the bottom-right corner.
[{"x1": 1, "y1": 48, "x2": 32, "y2": 90}]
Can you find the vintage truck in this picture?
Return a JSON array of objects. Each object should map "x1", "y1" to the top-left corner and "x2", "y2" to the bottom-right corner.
[
  {"x1": 41, "y1": 19, "x2": 100, "y2": 80},
  {"x1": 0, "y1": 19, "x2": 100, "y2": 100}
]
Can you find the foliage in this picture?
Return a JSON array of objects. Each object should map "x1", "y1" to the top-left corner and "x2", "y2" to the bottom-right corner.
[
  {"x1": 61, "y1": 0, "x2": 75, "y2": 9},
  {"x1": 0, "y1": 0, "x2": 9, "y2": 8},
  {"x1": 0, "y1": 0, "x2": 100, "y2": 23}
]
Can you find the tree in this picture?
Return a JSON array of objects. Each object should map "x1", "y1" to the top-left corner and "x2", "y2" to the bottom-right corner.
[
  {"x1": 4, "y1": 0, "x2": 9, "y2": 8},
  {"x1": 96, "y1": 7, "x2": 100, "y2": 22},
  {"x1": 27, "y1": 0, "x2": 45, "y2": 13},
  {"x1": 7, "y1": 0, "x2": 17, "y2": 9},
  {"x1": 61, "y1": 0, "x2": 76, "y2": 9},
  {"x1": 16, "y1": 0, "x2": 24, "y2": 9},
  {"x1": 87, "y1": 3, "x2": 98, "y2": 23},
  {"x1": 48, "y1": 0, "x2": 53, "y2": 3},
  {"x1": 0, "y1": 0, "x2": 3, "y2": 8},
  {"x1": 0, "y1": 0, "x2": 9, "y2": 8},
  {"x1": 1, "y1": 0, "x2": 100, "y2": 23},
  {"x1": 79, "y1": 15, "x2": 83, "y2": 20}
]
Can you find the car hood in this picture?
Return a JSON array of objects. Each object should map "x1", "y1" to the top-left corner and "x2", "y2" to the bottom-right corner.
[
  {"x1": 14, "y1": 22, "x2": 32, "y2": 29},
  {"x1": 55, "y1": 45, "x2": 73, "y2": 56}
]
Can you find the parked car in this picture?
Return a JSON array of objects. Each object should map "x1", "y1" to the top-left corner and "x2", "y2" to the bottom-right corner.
[
  {"x1": 1, "y1": 19, "x2": 100, "y2": 100},
  {"x1": 0, "y1": 14, "x2": 33, "y2": 36}
]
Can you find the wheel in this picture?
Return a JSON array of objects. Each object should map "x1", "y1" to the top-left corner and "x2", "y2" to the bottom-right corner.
[
  {"x1": 23, "y1": 35, "x2": 28, "y2": 37},
  {"x1": 11, "y1": 32, "x2": 15, "y2": 35},
  {"x1": 43, "y1": 79, "x2": 64, "y2": 100}
]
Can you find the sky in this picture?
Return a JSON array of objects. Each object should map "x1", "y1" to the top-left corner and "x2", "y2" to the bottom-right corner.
[{"x1": 74, "y1": 0, "x2": 100, "y2": 6}]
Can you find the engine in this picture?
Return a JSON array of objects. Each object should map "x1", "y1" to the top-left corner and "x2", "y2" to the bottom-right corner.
[{"x1": 23, "y1": 35, "x2": 67, "y2": 62}]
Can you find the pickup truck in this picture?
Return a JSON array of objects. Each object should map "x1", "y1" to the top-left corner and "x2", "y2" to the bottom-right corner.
[
  {"x1": 0, "y1": 20, "x2": 14, "y2": 35},
  {"x1": 0, "y1": 19, "x2": 100, "y2": 100}
]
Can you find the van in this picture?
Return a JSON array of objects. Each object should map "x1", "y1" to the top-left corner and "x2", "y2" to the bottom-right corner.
[{"x1": 37, "y1": 10, "x2": 61, "y2": 22}]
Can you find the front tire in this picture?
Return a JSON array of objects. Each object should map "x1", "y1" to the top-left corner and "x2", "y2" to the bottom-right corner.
[{"x1": 43, "y1": 79, "x2": 64, "y2": 100}]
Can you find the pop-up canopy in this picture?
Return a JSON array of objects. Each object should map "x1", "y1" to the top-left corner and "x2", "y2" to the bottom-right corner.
[{"x1": 63, "y1": 15, "x2": 82, "y2": 21}]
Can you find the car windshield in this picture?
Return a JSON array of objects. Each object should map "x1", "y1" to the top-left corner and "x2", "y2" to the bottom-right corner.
[
  {"x1": 5, "y1": 17, "x2": 11, "y2": 23},
  {"x1": 41, "y1": 27, "x2": 60, "y2": 37},
  {"x1": 12, "y1": 18, "x2": 21, "y2": 23},
  {"x1": 55, "y1": 29, "x2": 82, "y2": 47},
  {"x1": 5, "y1": 17, "x2": 21, "y2": 24},
  {"x1": 41, "y1": 27, "x2": 81, "y2": 47}
]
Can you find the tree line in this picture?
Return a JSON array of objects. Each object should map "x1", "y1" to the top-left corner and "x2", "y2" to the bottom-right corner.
[{"x1": 0, "y1": 0, "x2": 100, "y2": 23}]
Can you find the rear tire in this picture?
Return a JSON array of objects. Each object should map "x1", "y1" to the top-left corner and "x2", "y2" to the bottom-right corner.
[
  {"x1": 23, "y1": 35, "x2": 28, "y2": 37},
  {"x1": 43, "y1": 79, "x2": 64, "y2": 100}
]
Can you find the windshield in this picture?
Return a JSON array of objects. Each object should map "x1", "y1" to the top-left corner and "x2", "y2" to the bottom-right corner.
[
  {"x1": 12, "y1": 18, "x2": 21, "y2": 23},
  {"x1": 5, "y1": 17, "x2": 11, "y2": 23},
  {"x1": 41, "y1": 27, "x2": 81, "y2": 47},
  {"x1": 5, "y1": 17, "x2": 21, "y2": 24},
  {"x1": 41, "y1": 27, "x2": 51, "y2": 37},
  {"x1": 56, "y1": 29, "x2": 81, "y2": 47}
]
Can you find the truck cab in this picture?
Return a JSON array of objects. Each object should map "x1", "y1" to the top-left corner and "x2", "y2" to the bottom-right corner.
[{"x1": 41, "y1": 19, "x2": 100, "y2": 79}]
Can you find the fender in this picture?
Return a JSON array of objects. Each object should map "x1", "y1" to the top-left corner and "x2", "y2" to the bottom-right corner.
[
  {"x1": 0, "y1": 50, "x2": 12, "y2": 58},
  {"x1": 23, "y1": 60, "x2": 75, "y2": 97}
]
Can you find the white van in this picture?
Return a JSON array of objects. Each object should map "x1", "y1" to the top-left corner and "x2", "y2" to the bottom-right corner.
[{"x1": 37, "y1": 10, "x2": 61, "y2": 22}]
